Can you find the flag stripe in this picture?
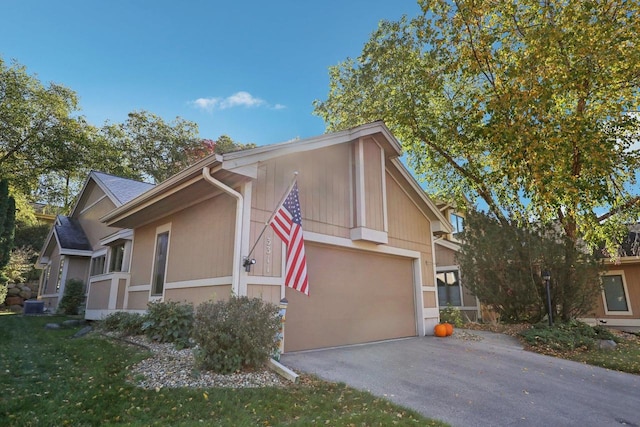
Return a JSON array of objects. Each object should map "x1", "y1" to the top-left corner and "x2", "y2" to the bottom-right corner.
[{"x1": 269, "y1": 182, "x2": 309, "y2": 296}]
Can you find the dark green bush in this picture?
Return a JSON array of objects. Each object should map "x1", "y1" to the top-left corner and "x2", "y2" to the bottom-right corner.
[
  {"x1": 57, "y1": 279, "x2": 85, "y2": 315},
  {"x1": 100, "y1": 311, "x2": 145, "y2": 336},
  {"x1": 142, "y1": 300, "x2": 194, "y2": 348},
  {"x1": 519, "y1": 321, "x2": 613, "y2": 352},
  {"x1": 192, "y1": 296, "x2": 281, "y2": 374}
]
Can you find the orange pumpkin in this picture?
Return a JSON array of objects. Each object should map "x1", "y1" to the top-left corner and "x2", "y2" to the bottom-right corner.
[
  {"x1": 434, "y1": 323, "x2": 448, "y2": 337},
  {"x1": 443, "y1": 323, "x2": 454, "y2": 336}
]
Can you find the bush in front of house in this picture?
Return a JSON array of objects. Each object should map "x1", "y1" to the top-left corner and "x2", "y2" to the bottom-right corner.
[
  {"x1": 440, "y1": 304, "x2": 464, "y2": 327},
  {"x1": 100, "y1": 311, "x2": 145, "y2": 336},
  {"x1": 142, "y1": 300, "x2": 194, "y2": 348},
  {"x1": 519, "y1": 320, "x2": 618, "y2": 352},
  {"x1": 192, "y1": 296, "x2": 281, "y2": 374},
  {"x1": 57, "y1": 279, "x2": 85, "y2": 315}
]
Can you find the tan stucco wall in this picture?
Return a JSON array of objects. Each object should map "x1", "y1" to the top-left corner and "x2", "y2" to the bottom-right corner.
[
  {"x1": 127, "y1": 290, "x2": 150, "y2": 310},
  {"x1": 77, "y1": 189, "x2": 119, "y2": 247},
  {"x1": 116, "y1": 278, "x2": 127, "y2": 309}
]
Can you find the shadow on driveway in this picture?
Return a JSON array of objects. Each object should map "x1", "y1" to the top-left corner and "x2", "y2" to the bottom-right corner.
[{"x1": 281, "y1": 330, "x2": 640, "y2": 427}]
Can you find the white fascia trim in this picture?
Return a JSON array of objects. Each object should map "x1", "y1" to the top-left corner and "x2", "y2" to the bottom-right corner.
[
  {"x1": 85, "y1": 308, "x2": 146, "y2": 321},
  {"x1": 128, "y1": 284, "x2": 151, "y2": 292},
  {"x1": 165, "y1": 277, "x2": 233, "y2": 289},
  {"x1": 245, "y1": 277, "x2": 284, "y2": 286},
  {"x1": 304, "y1": 231, "x2": 420, "y2": 259},
  {"x1": 39, "y1": 292, "x2": 60, "y2": 298},
  {"x1": 79, "y1": 194, "x2": 108, "y2": 216},
  {"x1": 100, "y1": 229, "x2": 134, "y2": 246},
  {"x1": 604, "y1": 257, "x2": 640, "y2": 265},
  {"x1": 435, "y1": 238, "x2": 461, "y2": 252},
  {"x1": 422, "y1": 286, "x2": 437, "y2": 291},
  {"x1": 436, "y1": 264, "x2": 460, "y2": 272},
  {"x1": 59, "y1": 249, "x2": 93, "y2": 257},
  {"x1": 221, "y1": 121, "x2": 401, "y2": 170}
]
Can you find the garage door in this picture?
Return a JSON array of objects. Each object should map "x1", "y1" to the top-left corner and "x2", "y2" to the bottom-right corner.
[{"x1": 284, "y1": 243, "x2": 417, "y2": 352}]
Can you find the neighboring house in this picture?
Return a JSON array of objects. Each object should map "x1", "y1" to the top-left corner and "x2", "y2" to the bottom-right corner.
[
  {"x1": 433, "y1": 204, "x2": 480, "y2": 322},
  {"x1": 38, "y1": 121, "x2": 452, "y2": 352},
  {"x1": 36, "y1": 172, "x2": 155, "y2": 311},
  {"x1": 582, "y1": 225, "x2": 640, "y2": 330}
]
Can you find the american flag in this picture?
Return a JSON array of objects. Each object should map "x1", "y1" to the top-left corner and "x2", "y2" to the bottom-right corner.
[{"x1": 269, "y1": 182, "x2": 309, "y2": 295}]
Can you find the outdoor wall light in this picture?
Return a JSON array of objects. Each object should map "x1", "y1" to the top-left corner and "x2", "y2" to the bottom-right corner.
[
  {"x1": 542, "y1": 270, "x2": 553, "y2": 326},
  {"x1": 243, "y1": 257, "x2": 256, "y2": 272}
]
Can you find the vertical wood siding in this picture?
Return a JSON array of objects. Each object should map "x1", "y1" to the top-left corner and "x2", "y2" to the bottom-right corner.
[{"x1": 363, "y1": 139, "x2": 385, "y2": 231}]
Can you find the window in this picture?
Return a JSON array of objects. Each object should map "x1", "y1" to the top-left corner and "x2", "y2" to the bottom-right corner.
[
  {"x1": 41, "y1": 264, "x2": 51, "y2": 294},
  {"x1": 152, "y1": 231, "x2": 169, "y2": 296},
  {"x1": 55, "y1": 257, "x2": 65, "y2": 292},
  {"x1": 450, "y1": 213, "x2": 464, "y2": 235},
  {"x1": 90, "y1": 255, "x2": 106, "y2": 276},
  {"x1": 437, "y1": 269, "x2": 462, "y2": 306},
  {"x1": 602, "y1": 274, "x2": 631, "y2": 314},
  {"x1": 109, "y1": 243, "x2": 125, "y2": 272}
]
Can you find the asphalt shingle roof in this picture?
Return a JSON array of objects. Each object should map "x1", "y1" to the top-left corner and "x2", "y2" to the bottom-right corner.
[
  {"x1": 91, "y1": 171, "x2": 155, "y2": 206},
  {"x1": 55, "y1": 216, "x2": 92, "y2": 251}
]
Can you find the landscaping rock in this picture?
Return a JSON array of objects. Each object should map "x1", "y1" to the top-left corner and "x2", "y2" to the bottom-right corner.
[
  {"x1": 597, "y1": 339, "x2": 617, "y2": 350},
  {"x1": 45, "y1": 323, "x2": 61, "y2": 330},
  {"x1": 6, "y1": 286, "x2": 20, "y2": 296},
  {"x1": 5, "y1": 296, "x2": 23, "y2": 306},
  {"x1": 18, "y1": 289, "x2": 32, "y2": 299},
  {"x1": 62, "y1": 319, "x2": 82, "y2": 328},
  {"x1": 73, "y1": 326, "x2": 93, "y2": 338}
]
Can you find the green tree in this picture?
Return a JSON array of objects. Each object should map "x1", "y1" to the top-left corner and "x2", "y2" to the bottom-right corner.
[
  {"x1": 105, "y1": 110, "x2": 201, "y2": 184},
  {"x1": 0, "y1": 180, "x2": 16, "y2": 284},
  {"x1": 458, "y1": 210, "x2": 603, "y2": 323},
  {"x1": 315, "y1": 0, "x2": 640, "y2": 251},
  {"x1": 315, "y1": 1, "x2": 640, "y2": 321},
  {"x1": 213, "y1": 135, "x2": 256, "y2": 154},
  {"x1": 0, "y1": 57, "x2": 94, "y2": 196}
]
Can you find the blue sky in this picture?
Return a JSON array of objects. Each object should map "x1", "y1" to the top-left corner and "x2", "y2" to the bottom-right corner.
[{"x1": 1, "y1": 0, "x2": 422, "y2": 146}]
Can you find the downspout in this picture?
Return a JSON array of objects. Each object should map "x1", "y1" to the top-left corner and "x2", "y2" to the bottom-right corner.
[{"x1": 202, "y1": 166, "x2": 243, "y2": 295}]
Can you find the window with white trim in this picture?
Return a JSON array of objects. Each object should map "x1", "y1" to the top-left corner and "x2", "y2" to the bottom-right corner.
[
  {"x1": 55, "y1": 257, "x2": 65, "y2": 292},
  {"x1": 602, "y1": 273, "x2": 632, "y2": 314},
  {"x1": 109, "y1": 243, "x2": 126, "y2": 272},
  {"x1": 151, "y1": 230, "x2": 170, "y2": 296},
  {"x1": 437, "y1": 268, "x2": 462, "y2": 307},
  {"x1": 90, "y1": 255, "x2": 106, "y2": 276}
]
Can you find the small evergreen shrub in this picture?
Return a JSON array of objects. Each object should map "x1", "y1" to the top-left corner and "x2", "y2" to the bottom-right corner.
[
  {"x1": 519, "y1": 321, "x2": 612, "y2": 352},
  {"x1": 192, "y1": 296, "x2": 281, "y2": 374},
  {"x1": 57, "y1": 279, "x2": 85, "y2": 315},
  {"x1": 100, "y1": 311, "x2": 145, "y2": 336},
  {"x1": 440, "y1": 304, "x2": 464, "y2": 327},
  {"x1": 142, "y1": 300, "x2": 194, "y2": 348}
]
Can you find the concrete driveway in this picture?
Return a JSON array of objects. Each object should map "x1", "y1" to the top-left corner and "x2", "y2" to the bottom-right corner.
[{"x1": 281, "y1": 330, "x2": 640, "y2": 427}]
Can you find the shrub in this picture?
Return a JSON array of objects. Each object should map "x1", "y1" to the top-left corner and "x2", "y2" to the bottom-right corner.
[
  {"x1": 192, "y1": 296, "x2": 281, "y2": 374},
  {"x1": 100, "y1": 311, "x2": 145, "y2": 336},
  {"x1": 57, "y1": 279, "x2": 85, "y2": 315},
  {"x1": 519, "y1": 321, "x2": 612, "y2": 352},
  {"x1": 440, "y1": 304, "x2": 464, "y2": 327},
  {"x1": 142, "y1": 300, "x2": 194, "y2": 348}
]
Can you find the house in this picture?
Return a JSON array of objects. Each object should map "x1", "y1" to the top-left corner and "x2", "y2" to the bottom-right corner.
[
  {"x1": 36, "y1": 172, "x2": 155, "y2": 310},
  {"x1": 38, "y1": 121, "x2": 453, "y2": 352},
  {"x1": 433, "y1": 204, "x2": 480, "y2": 322},
  {"x1": 582, "y1": 225, "x2": 640, "y2": 330}
]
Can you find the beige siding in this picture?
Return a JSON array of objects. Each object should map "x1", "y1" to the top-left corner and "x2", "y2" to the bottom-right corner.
[
  {"x1": 43, "y1": 247, "x2": 61, "y2": 295},
  {"x1": 87, "y1": 279, "x2": 111, "y2": 310},
  {"x1": 77, "y1": 195, "x2": 119, "y2": 247},
  {"x1": 363, "y1": 139, "x2": 384, "y2": 231},
  {"x1": 116, "y1": 278, "x2": 127, "y2": 309},
  {"x1": 129, "y1": 193, "x2": 235, "y2": 289},
  {"x1": 247, "y1": 284, "x2": 282, "y2": 305},
  {"x1": 127, "y1": 290, "x2": 150, "y2": 310},
  {"x1": 385, "y1": 173, "x2": 435, "y2": 294},
  {"x1": 435, "y1": 244, "x2": 457, "y2": 266},
  {"x1": 595, "y1": 264, "x2": 640, "y2": 320},
  {"x1": 284, "y1": 243, "x2": 416, "y2": 352},
  {"x1": 165, "y1": 285, "x2": 232, "y2": 306},
  {"x1": 66, "y1": 257, "x2": 90, "y2": 286},
  {"x1": 423, "y1": 291, "x2": 436, "y2": 309},
  {"x1": 79, "y1": 181, "x2": 104, "y2": 208}
]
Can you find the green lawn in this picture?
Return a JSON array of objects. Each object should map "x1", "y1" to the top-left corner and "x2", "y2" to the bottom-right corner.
[{"x1": 0, "y1": 314, "x2": 447, "y2": 426}]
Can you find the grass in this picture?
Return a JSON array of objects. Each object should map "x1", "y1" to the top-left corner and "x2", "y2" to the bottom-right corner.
[
  {"x1": 0, "y1": 314, "x2": 447, "y2": 426},
  {"x1": 567, "y1": 333, "x2": 640, "y2": 374}
]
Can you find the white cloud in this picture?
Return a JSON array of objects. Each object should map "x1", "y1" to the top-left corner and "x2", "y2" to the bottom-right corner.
[{"x1": 191, "y1": 91, "x2": 284, "y2": 111}]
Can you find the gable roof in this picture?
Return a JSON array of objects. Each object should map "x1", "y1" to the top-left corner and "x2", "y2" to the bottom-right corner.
[
  {"x1": 102, "y1": 121, "x2": 450, "y2": 232},
  {"x1": 69, "y1": 171, "x2": 155, "y2": 217}
]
